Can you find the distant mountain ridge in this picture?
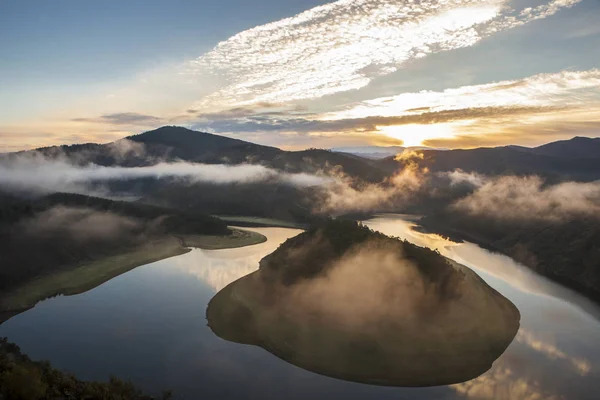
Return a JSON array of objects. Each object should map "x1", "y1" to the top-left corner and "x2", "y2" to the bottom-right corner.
[
  {"x1": 528, "y1": 136, "x2": 600, "y2": 158},
  {"x1": 374, "y1": 136, "x2": 600, "y2": 182},
  {"x1": 331, "y1": 145, "x2": 448, "y2": 159},
  {"x1": 6, "y1": 126, "x2": 600, "y2": 183}
]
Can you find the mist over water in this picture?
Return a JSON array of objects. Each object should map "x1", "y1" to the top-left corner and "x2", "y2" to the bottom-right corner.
[{"x1": 0, "y1": 218, "x2": 598, "y2": 399}]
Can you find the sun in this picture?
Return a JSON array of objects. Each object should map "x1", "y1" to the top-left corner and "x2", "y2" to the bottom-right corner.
[{"x1": 379, "y1": 124, "x2": 456, "y2": 147}]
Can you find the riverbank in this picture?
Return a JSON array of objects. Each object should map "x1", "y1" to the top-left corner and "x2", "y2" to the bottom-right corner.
[
  {"x1": 416, "y1": 217, "x2": 600, "y2": 305},
  {"x1": 216, "y1": 216, "x2": 308, "y2": 229},
  {"x1": 0, "y1": 228, "x2": 266, "y2": 325}
]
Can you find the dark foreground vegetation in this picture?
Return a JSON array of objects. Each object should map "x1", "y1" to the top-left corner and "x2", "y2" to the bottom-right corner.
[{"x1": 0, "y1": 337, "x2": 171, "y2": 400}]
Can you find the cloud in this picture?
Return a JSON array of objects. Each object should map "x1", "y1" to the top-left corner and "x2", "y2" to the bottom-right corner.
[
  {"x1": 314, "y1": 160, "x2": 429, "y2": 215},
  {"x1": 0, "y1": 154, "x2": 332, "y2": 195},
  {"x1": 451, "y1": 174, "x2": 600, "y2": 222},
  {"x1": 72, "y1": 112, "x2": 163, "y2": 126},
  {"x1": 185, "y1": 68, "x2": 598, "y2": 149},
  {"x1": 440, "y1": 169, "x2": 487, "y2": 188},
  {"x1": 516, "y1": 330, "x2": 591, "y2": 376},
  {"x1": 423, "y1": 118, "x2": 600, "y2": 148},
  {"x1": 318, "y1": 68, "x2": 600, "y2": 147},
  {"x1": 187, "y1": 0, "x2": 582, "y2": 110},
  {"x1": 192, "y1": 106, "x2": 563, "y2": 142},
  {"x1": 328, "y1": 69, "x2": 600, "y2": 120}
]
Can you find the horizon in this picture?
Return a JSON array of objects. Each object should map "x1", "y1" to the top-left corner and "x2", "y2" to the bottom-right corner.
[
  {"x1": 2, "y1": 0, "x2": 600, "y2": 152},
  {"x1": 4, "y1": 124, "x2": 600, "y2": 155}
]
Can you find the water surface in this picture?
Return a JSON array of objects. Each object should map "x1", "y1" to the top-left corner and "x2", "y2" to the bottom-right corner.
[{"x1": 1, "y1": 218, "x2": 599, "y2": 399}]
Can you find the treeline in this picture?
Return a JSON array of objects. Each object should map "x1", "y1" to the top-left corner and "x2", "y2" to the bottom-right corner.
[
  {"x1": 259, "y1": 219, "x2": 458, "y2": 297},
  {"x1": 0, "y1": 337, "x2": 171, "y2": 400},
  {"x1": 0, "y1": 192, "x2": 228, "y2": 235},
  {"x1": 419, "y1": 212, "x2": 600, "y2": 300},
  {"x1": 0, "y1": 192, "x2": 229, "y2": 292}
]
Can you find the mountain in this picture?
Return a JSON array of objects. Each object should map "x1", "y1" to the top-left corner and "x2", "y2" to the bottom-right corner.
[
  {"x1": 375, "y1": 138, "x2": 600, "y2": 182},
  {"x1": 10, "y1": 128, "x2": 600, "y2": 184},
  {"x1": 331, "y1": 146, "x2": 406, "y2": 159},
  {"x1": 529, "y1": 136, "x2": 600, "y2": 158},
  {"x1": 132, "y1": 127, "x2": 389, "y2": 181},
  {"x1": 8, "y1": 126, "x2": 389, "y2": 183},
  {"x1": 332, "y1": 145, "x2": 450, "y2": 159},
  {"x1": 128, "y1": 126, "x2": 282, "y2": 164}
]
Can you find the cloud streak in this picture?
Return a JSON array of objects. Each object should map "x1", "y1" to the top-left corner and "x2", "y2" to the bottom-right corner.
[
  {"x1": 187, "y1": 0, "x2": 582, "y2": 110},
  {"x1": 328, "y1": 69, "x2": 600, "y2": 120},
  {"x1": 186, "y1": 68, "x2": 599, "y2": 148},
  {"x1": 0, "y1": 155, "x2": 331, "y2": 195},
  {"x1": 72, "y1": 112, "x2": 164, "y2": 126}
]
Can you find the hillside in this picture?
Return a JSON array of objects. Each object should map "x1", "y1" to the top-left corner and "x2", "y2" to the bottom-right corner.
[
  {"x1": 207, "y1": 220, "x2": 519, "y2": 386},
  {"x1": 0, "y1": 192, "x2": 267, "y2": 323},
  {"x1": 529, "y1": 136, "x2": 600, "y2": 158},
  {"x1": 419, "y1": 212, "x2": 600, "y2": 300},
  {"x1": 0, "y1": 192, "x2": 227, "y2": 291},
  {"x1": 5, "y1": 126, "x2": 388, "y2": 183},
  {"x1": 375, "y1": 139, "x2": 600, "y2": 182}
]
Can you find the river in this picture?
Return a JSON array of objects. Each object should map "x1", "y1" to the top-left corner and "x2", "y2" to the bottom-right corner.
[{"x1": 1, "y1": 216, "x2": 599, "y2": 399}]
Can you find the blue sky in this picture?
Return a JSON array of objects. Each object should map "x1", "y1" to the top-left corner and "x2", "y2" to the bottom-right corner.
[{"x1": 1, "y1": 0, "x2": 599, "y2": 151}]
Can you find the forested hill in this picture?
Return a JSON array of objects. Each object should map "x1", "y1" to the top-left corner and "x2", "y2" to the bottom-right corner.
[
  {"x1": 259, "y1": 219, "x2": 458, "y2": 291},
  {"x1": 374, "y1": 138, "x2": 600, "y2": 183},
  {"x1": 419, "y1": 212, "x2": 600, "y2": 300},
  {"x1": 6, "y1": 127, "x2": 600, "y2": 183},
  {"x1": 0, "y1": 192, "x2": 228, "y2": 292},
  {"x1": 7, "y1": 126, "x2": 389, "y2": 183}
]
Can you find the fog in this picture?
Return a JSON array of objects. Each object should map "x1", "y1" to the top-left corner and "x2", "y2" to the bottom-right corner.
[
  {"x1": 3, "y1": 147, "x2": 599, "y2": 224},
  {"x1": 16, "y1": 206, "x2": 143, "y2": 242},
  {"x1": 0, "y1": 154, "x2": 332, "y2": 195},
  {"x1": 451, "y1": 174, "x2": 600, "y2": 222},
  {"x1": 278, "y1": 239, "x2": 458, "y2": 330},
  {"x1": 315, "y1": 158, "x2": 428, "y2": 214}
]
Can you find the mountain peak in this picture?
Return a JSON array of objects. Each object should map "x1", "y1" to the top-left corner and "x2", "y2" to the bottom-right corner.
[{"x1": 532, "y1": 136, "x2": 600, "y2": 158}]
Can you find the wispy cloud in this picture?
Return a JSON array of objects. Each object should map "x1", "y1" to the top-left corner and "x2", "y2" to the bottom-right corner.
[
  {"x1": 72, "y1": 112, "x2": 163, "y2": 126},
  {"x1": 187, "y1": 0, "x2": 581, "y2": 110},
  {"x1": 322, "y1": 68, "x2": 600, "y2": 146},
  {"x1": 193, "y1": 106, "x2": 563, "y2": 137},
  {"x1": 328, "y1": 69, "x2": 600, "y2": 120},
  {"x1": 188, "y1": 68, "x2": 599, "y2": 147}
]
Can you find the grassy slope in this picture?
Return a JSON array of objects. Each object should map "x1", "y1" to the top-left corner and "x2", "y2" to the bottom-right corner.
[{"x1": 0, "y1": 228, "x2": 266, "y2": 324}]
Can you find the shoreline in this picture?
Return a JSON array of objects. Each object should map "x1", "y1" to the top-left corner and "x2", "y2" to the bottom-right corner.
[
  {"x1": 415, "y1": 219, "x2": 600, "y2": 306},
  {"x1": 0, "y1": 227, "x2": 267, "y2": 325}
]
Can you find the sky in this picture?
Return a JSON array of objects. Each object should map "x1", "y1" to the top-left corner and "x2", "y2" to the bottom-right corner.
[{"x1": 1, "y1": 0, "x2": 599, "y2": 152}]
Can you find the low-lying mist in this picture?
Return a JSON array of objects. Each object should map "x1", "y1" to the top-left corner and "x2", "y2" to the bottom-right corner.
[
  {"x1": 281, "y1": 240, "x2": 456, "y2": 329},
  {"x1": 3, "y1": 146, "x2": 600, "y2": 224},
  {"x1": 0, "y1": 154, "x2": 332, "y2": 195},
  {"x1": 16, "y1": 206, "x2": 144, "y2": 242},
  {"x1": 446, "y1": 172, "x2": 600, "y2": 222}
]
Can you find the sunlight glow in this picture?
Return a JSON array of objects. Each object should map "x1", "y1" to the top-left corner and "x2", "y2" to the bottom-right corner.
[{"x1": 380, "y1": 123, "x2": 457, "y2": 147}]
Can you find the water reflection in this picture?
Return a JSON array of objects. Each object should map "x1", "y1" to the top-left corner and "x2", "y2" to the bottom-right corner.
[
  {"x1": 170, "y1": 227, "x2": 301, "y2": 291},
  {"x1": 365, "y1": 215, "x2": 600, "y2": 400},
  {"x1": 0, "y1": 218, "x2": 598, "y2": 399}
]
